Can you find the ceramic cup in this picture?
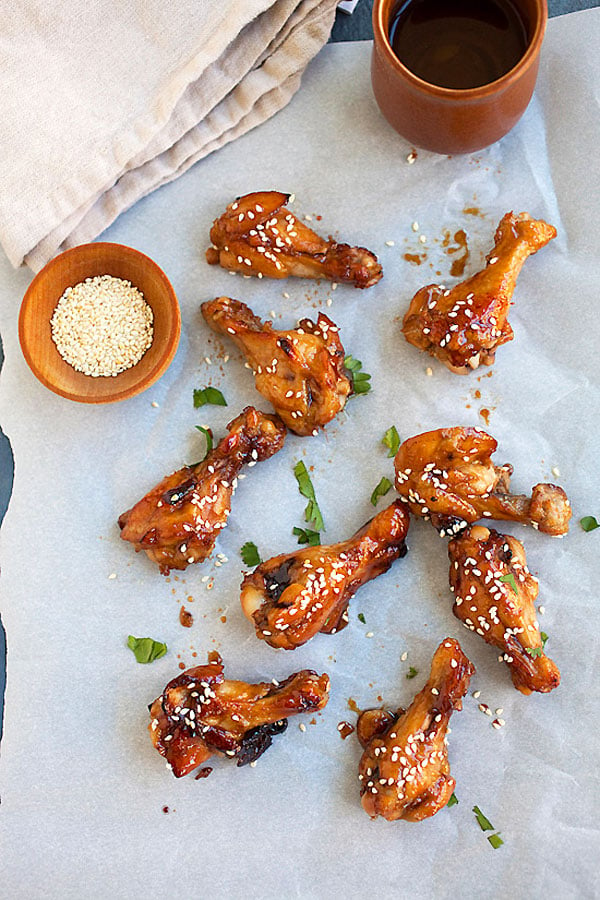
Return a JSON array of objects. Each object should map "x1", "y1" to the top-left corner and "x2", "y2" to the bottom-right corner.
[{"x1": 371, "y1": 0, "x2": 548, "y2": 154}]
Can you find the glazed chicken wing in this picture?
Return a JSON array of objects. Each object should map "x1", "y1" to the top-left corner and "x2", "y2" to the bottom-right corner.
[
  {"x1": 149, "y1": 656, "x2": 330, "y2": 777},
  {"x1": 402, "y1": 212, "x2": 556, "y2": 373},
  {"x1": 206, "y1": 191, "x2": 382, "y2": 288},
  {"x1": 448, "y1": 525, "x2": 560, "y2": 694},
  {"x1": 241, "y1": 500, "x2": 410, "y2": 650},
  {"x1": 394, "y1": 427, "x2": 571, "y2": 537},
  {"x1": 119, "y1": 406, "x2": 286, "y2": 574},
  {"x1": 358, "y1": 638, "x2": 474, "y2": 822},
  {"x1": 201, "y1": 297, "x2": 352, "y2": 436}
]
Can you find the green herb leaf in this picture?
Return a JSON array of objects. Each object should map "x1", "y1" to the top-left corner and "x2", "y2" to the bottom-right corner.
[
  {"x1": 241, "y1": 541, "x2": 262, "y2": 567},
  {"x1": 525, "y1": 646, "x2": 543, "y2": 658},
  {"x1": 293, "y1": 526, "x2": 321, "y2": 546},
  {"x1": 127, "y1": 635, "x2": 167, "y2": 664},
  {"x1": 195, "y1": 425, "x2": 214, "y2": 460},
  {"x1": 447, "y1": 792, "x2": 459, "y2": 808},
  {"x1": 499, "y1": 573, "x2": 518, "y2": 594},
  {"x1": 473, "y1": 806, "x2": 495, "y2": 832},
  {"x1": 293, "y1": 461, "x2": 325, "y2": 532},
  {"x1": 382, "y1": 425, "x2": 400, "y2": 458},
  {"x1": 580, "y1": 515, "x2": 599, "y2": 532},
  {"x1": 406, "y1": 666, "x2": 419, "y2": 679},
  {"x1": 193, "y1": 386, "x2": 227, "y2": 408},
  {"x1": 344, "y1": 355, "x2": 372, "y2": 396},
  {"x1": 541, "y1": 631, "x2": 549, "y2": 649},
  {"x1": 487, "y1": 833, "x2": 504, "y2": 849},
  {"x1": 358, "y1": 613, "x2": 366, "y2": 624},
  {"x1": 371, "y1": 476, "x2": 392, "y2": 506}
]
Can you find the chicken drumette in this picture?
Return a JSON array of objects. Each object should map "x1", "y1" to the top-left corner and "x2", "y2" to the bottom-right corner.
[
  {"x1": 448, "y1": 525, "x2": 560, "y2": 694},
  {"x1": 402, "y1": 212, "x2": 557, "y2": 373},
  {"x1": 357, "y1": 638, "x2": 474, "y2": 822},
  {"x1": 394, "y1": 427, "x2": 571, "y2": 537},
  {"x1": 241, "y1": 500, "x2": 410, "y2": 650},
  {"x1": 149, "y1": 656, "x2": 330, "y2": 777},
  {"x1": 201, "y1": 297, "x2": 352, "y2": 436},
  {"x1": 206, "y1": 191, "x2": 382, "y2": 288},
  {"x1": 118, "y1": 407, "x2": 286, "y2": 574}
]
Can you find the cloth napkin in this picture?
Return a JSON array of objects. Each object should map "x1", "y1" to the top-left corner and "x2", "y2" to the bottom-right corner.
[{"x1": 0, "y1": 0, "x2": 338, "y2": 273}]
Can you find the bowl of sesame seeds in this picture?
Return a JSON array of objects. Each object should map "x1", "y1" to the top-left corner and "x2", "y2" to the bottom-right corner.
[{"x1": 18, "y1": 242, "x2": 181, "y2": 403}]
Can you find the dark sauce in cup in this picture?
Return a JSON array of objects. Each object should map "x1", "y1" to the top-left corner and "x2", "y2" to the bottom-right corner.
[{"x1": 389, "y1": 0, "x2": 529, "y2": 89}]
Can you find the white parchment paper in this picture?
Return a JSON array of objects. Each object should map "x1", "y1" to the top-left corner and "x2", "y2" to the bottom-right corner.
[{"x1": 1, "y1": 11, "x2": 599, "y2": 898}]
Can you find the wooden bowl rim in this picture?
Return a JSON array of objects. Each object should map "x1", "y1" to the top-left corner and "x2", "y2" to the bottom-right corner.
[{"x1": 18, "y1": 242, "x2": 181, "y2": 404}]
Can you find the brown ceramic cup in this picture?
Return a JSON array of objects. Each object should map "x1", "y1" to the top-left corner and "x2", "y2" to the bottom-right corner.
[{"x1": 371, "y1": 0, "x2": 548, "y2": 154}]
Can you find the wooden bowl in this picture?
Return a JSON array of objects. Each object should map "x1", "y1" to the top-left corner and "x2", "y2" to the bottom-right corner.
[{"x1": 19, "y1": 242, "x2": 181, "y2": 404}]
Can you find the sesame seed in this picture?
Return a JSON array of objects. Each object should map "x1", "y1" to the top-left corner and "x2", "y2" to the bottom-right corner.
[
  {"x1": 365, "y1": 632, "x2": 374, "y2": 638},
  {"x1": 108, "y1": 573, "x2": 117, "y2": 580},
  {"x1": 50, "y1": 275, "x2": 153, "y2": 377},
  {"x1": 385, "y1": 240, "x2": 395, "y2": 246},
  {"x1": 551, "y1": 466, "x2": 561, "y2": 477},
  {"x1": 151, "y1": 401, "x2": 159, "y2": 408},
  {"x1": 299, "y1": 723, "x2": 306, "y2": 732},
  {"x1": 418, "y1": 234, "x2": 427, "y2": 244},
  {"x1": 407, "y1": 152, "x2": 417, "y2": 164},
  {"x1": 411, "y1": 221, "x2": 419, "y2": 232},
  {"x1": 425, "y1": 367, "x2": 433, "y2": 376},
  {"x1": 400, "y1": 651, "x2": 408, "y2": 661}
]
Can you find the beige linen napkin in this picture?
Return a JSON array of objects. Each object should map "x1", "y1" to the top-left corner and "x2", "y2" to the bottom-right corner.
[{"x1": 0, "y1": 0, "x2": 337, "y2": 272}]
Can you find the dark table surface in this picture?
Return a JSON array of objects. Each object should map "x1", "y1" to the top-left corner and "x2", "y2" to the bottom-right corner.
[{"x1": 0, "y1": 0, "x2": 597, "y2": 737}]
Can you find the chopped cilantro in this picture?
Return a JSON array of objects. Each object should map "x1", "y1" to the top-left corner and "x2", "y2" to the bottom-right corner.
[
  {"x1": 127, "y1": 635, "x2": 167, "y2": 664},
  {"x1": 293, "y1": 526, "x2": 321, "y2": 546},
  {"x1": 357, "y1": 613, "x2": 366, "y2": 624},
  {"x1": 541, "y1": 631, "x2": 549, "y2": 649},
  {"x1": 406, "y1": 666, "x2": 418, "y2": 679},
  {"x1": 195, "y1": 425, "x2": 214, "y2": 459},
  {"x1": 293, "y1": 461, "x2": 325, "y2": 532},
  {"x1": 525, "y1": 646, "x2": 543, "y2": 658},
  {"x1": 371, "y1": 476, "x2": 392, "y2": 506},
  {"x1": 499, "y1": 572, "x2": 518, "y2": 594},
  {"x1": 580, "y1": 516, "x2": 599, "y2": 532},
  {"x1": 472, "y1": 806, "x2": 495, "y2": 831},
  {"x1": 382, "y1": 425, "x2": 400, "y2": 457},
  {"x1": 241, "y1": 542, "x2": 262, "y2": 567},
  {"x1": 487, "y1": 833, "x2": 504, "y2": 849},
  {"x1": 193, "y1": 386, "x2": 227, "y2": 408},
  {"x1": 344, "y1": 355, "x2": 372, "y2": 396},
  {"x1": 447, "y1": 793, "x2": 459, "y2": 807}
]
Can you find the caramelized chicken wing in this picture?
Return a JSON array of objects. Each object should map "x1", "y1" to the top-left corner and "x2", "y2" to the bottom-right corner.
[
  {"x1": 206, "y1": 191, "x2": 382, "y2": 288},
  {"x1": 119, "y1": 407, "x2": 286, "y2": 574},
  {"x1": 394, "y1": 427, "x2": 571, "y2": 537},
  {"x1": 358, "y1": 638, "x2": 474, "y2": 822},
  {"x1": 201, "y1": 297, "x2": 352, "y2": 436},
  {"x1": 448, "y1": 525, "x2": 560, "y2": 694},
  {"x1": 402, "y1": 212, "x2": 557, "y2": 373},
  {"x1": 241, "y1": 500, "x2": 410, "y2": 650},
  {"x1": 149, "y1": 656, "x2": 330, "y2": 777}
]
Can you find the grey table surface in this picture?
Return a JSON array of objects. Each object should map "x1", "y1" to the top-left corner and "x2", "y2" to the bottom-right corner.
[{"x1": 0, "y1": 0, "x2": 597, "y2": 738}]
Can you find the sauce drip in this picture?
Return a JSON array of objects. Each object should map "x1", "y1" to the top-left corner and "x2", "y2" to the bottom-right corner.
[
  {"x1": 389, "y1": 0, "x2": 529, "y2": 90},
  {"x1": 179, "y1": 606, "x2": 194, "y2": 628},
  {"x1": 337, "y1": 721, "x2": 356, "y2": 740}
]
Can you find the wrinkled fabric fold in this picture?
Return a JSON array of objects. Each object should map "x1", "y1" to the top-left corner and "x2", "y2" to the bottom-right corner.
[{"x1": 0, "y1": 0, "x2": 337, "y2": 273}]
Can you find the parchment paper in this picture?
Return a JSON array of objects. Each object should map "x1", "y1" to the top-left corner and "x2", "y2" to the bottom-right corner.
[{"x1": 1, "y1": 10, "x2": 599, "y2": 898}]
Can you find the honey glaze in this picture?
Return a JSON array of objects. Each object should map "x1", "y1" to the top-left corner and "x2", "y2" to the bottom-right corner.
[{"x1": 389, "y1": 0, "x2": 529, "y2": 90}]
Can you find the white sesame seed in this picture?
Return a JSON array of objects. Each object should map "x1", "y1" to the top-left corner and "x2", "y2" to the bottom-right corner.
[
  {"x1": 385, "y1": 240, "x2": 395, "y2": 247},
  {"x1": 425, "y1": 367, "x2": 433, "y2": 376},
  {"x1": 108, "y1": 573, "x2": 117, "y2": 580},
  {"x1": 551, "y1": 466, "x2": 561, "y2": 477},
  {"x1": 151, "y1": 401, "x2": 159, "y2": 408},
  {"x1": 299, "y1": 723, "x2": 306, "y2": 732},
  {"x1": 418, "y1": 234, "x2": 427, "y2": 244},
  {"x1": 411, "y1": 221, "x2": 419, "y2": 232}
]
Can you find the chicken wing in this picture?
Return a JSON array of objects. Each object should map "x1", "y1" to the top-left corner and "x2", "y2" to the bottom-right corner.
[
  {"x1": 205, "y1": 191, "x2": 382, "y2": 288},
  {"x1": 149, "y1": 657, "x2": 330, "y2": 777},
  {"x1": 358, "y1": 638, "x2": 474, "y2": 822},
  {"x1": 402, "y1": 212, "x2": 556, "y2": 373},
  {"x1": 448, "y1": 525, "x2": 560, "y2": 694},
  {"x1": 201, "y1": 297, "x2": 352, "y2": 436},
  {"x1": 118, "y1": 406, "x2": 286, "y2": 574},
  {"x1": 394, "y1": 426, "x2": 571, "y2": 537},
  {"x1": 241, "y1": 500, "x2": 410, "y2": 650}
]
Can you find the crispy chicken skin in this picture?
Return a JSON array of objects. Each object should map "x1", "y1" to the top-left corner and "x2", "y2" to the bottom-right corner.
[
  {"x1": 394, "y1": 427, "x2": 571, "y2": 537},
  {"x1": 206, "y1": 191, "x2": 382, "y2": 288},
  {"x1": 201, "y1": 297, "x2": 352, "y2": 436},
  {"x1": 118, "y1": 407, "x2": 286, "y2": 574},
  {"x1": 358, "y1": 638, "x2": 474, "y2": 822},
  {"x1": 241, "y1": 500, "x2": 410, "y2": 650},
  {"x1": 402, "y1": 212, "x2": 557, "y2": 373},
  {"x1": 448, "y1": 525, "x2": 560, "y2": 694},
  {"x1": 149, "y1": 657, "x2": 330, "y2": 777}
]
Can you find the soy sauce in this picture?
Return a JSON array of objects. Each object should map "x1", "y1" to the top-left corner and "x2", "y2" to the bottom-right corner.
[{"x1": 389, "y1": 0, "x2": 529, "y2": 90}]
